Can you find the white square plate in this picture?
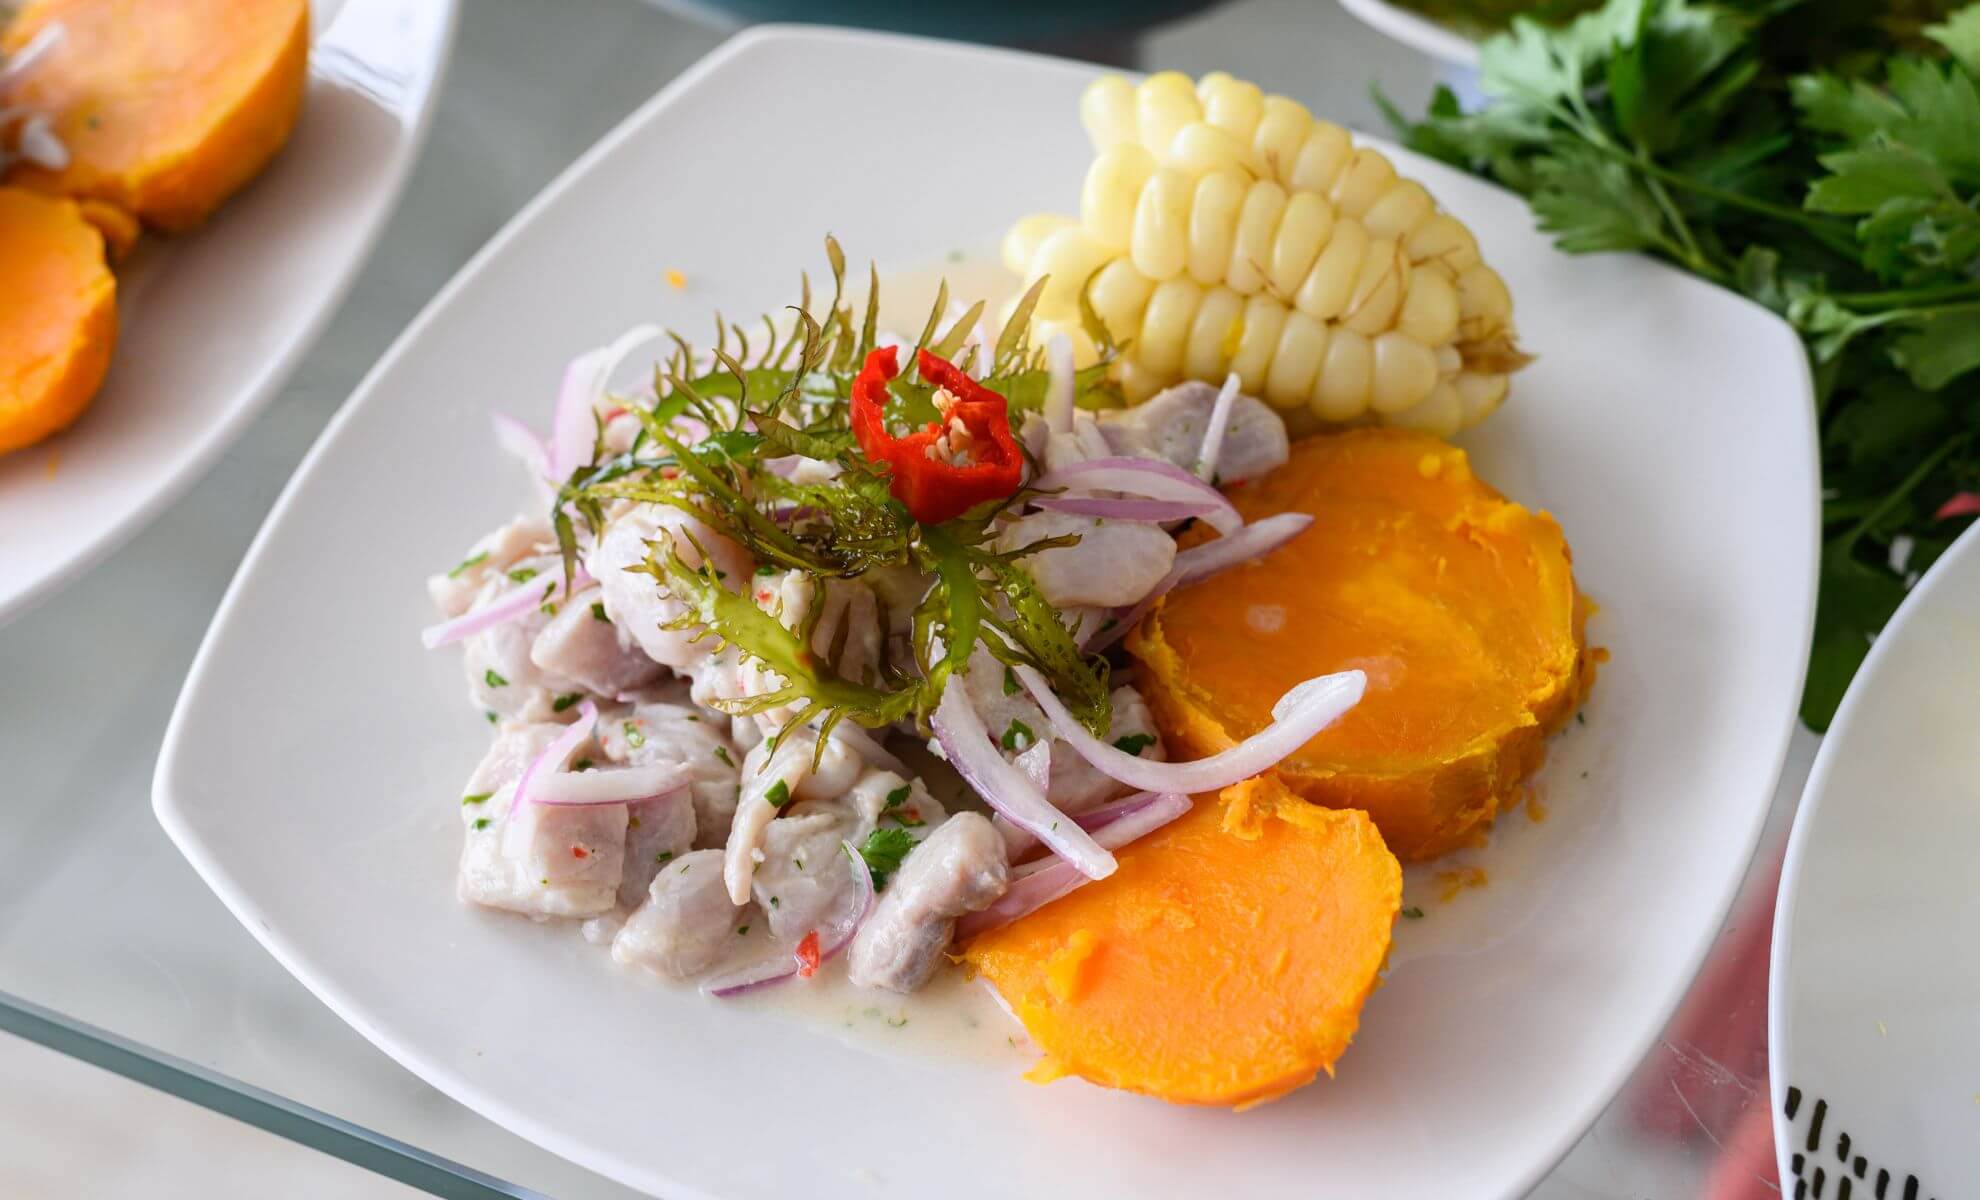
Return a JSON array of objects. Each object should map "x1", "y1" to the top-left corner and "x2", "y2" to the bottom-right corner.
[
  {"x1": 0, "y1": 0, "x2": 456, "y2": 625},
  {"x1": 156, "y1": 27, "x2": 1817, "y2": 1200}
]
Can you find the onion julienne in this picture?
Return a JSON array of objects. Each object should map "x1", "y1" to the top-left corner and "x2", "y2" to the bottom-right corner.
[{"x1": 1015, "y1": 664, "x2": 1365, "y2": 795}]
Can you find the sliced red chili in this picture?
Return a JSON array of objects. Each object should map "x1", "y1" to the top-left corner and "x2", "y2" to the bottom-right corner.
[
  {"x1": 850, "y1": 346, "x2": 1024, "y2": 525},
  {"x1": 794, "y1": 929, "x2": 822, "y2": 978}
]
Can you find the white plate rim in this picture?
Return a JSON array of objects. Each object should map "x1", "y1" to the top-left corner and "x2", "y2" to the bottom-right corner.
[
  {"x1": 1337, "y1": 0, "x2": 1483, "y2": 69},
  {"x1": 0, "y1": 0, "x2": 461, "y2": 627},
  {"x1": 154, "y1": 23, "x2": 1821, "y2": 1198},
  {"x1": 1767, "y1": 522, "x2": 1980, "y2": 1186}
]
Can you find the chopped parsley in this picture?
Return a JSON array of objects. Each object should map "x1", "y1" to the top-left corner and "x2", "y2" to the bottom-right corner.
[
  {"x1": 472, "y1": 818, "x2": 491, "y2": 831},
  {"x1": 1000, "y1": 718, "x2": 1036, "y2": 752},
  {"x1": 769, "y1": 896, "x2": 780, "y2": 908},
  {"x1": 623, "y1": 721, "x2": 645, "y2": 749},
  {"x1": 1401, "y1": 906, "x2": 1425, "y2": 920},
  {"x1": 590, "y1": 601, "x2": 609, "y2": 622},
  {"x1": 447, "y1": 550, "x2": 488, "y2": 578},
  {"x1": 736, "y1": 925, "x2": 750, "y2": 936},
  {"x1": 506, "y1": 566, "x2": 539, "y2": 584},
  {"x1": 856, "y1": 827, "x2": 916, "y2": 888},
  {"x1": 1112, "y1": 732, "x2": 1157, "y2": 756},
  {"x1": 764, "y1": 779, "x2": 791, "y2": 808},
  {"x1": 461, "y1": 792, "x2": 492, "y2": 806},
  {"x1": 713, "y1": 745, "x2": 734, "y2": 767},
  {"x1": 483, "y1": 668, "x2": 508, "y2": 689},
  {"x1": 755, "y1": 564, "x2": 778, "y2": 577},
  {"x1": 484, "y1": 711, "x2": 498, "y2": 725},
  {"x1": 1002, "y1": 667, "x2": 1020, "y2": 696},
  {"x1": 552, "y1": 692, "x2": 582, "y2": 713},
  {"x1": 656, "y1": 850, "x2": 674, "y2": 865},
  {"x1": 884, "y1": 784, "x2": 912, "y2": 810}
]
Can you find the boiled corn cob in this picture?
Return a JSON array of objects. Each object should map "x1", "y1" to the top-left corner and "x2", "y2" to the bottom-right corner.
[{"x1": 1002, "y1": 71, "x2": 1524, "y2": 437}]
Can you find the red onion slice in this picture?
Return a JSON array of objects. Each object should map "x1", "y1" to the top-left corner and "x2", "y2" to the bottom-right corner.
[
  {"x1": 704, "y1": 839, "x2": 876, "y2": 998},
  {"x1": 501, "y1": 700, "x2": 597, "y2": 855},
  {"x1": 1937, "y1": 491, "x2": 1980, "y2": 520},
  {"x1": 1030, "y1": 495, "x2": 1222, "y2": 523},
  {"x1": 958, "y1": 793, "x2": 1191, "y2": 939},
  {"x1": 420, "y1": 564, "x2": 592, "y2": 649},
  {"x1": 700, "y1": 956, "x2": 796, "y2": 998},
  {"x1": 491, "y1": 413, "x2": 551, "y2": 481},
  {"x1": 1014, "y1": 741, "x2": 1051, "y2": 793},
  {"x1": 549, "y1": 325, "x2": 662, "y2": 482},
  {"x1": 1016, "y1": 664, "x2": 1365, "y2": 795},
  {"x1": 1031, "y1": 457, "x2": 1240, "y2": 534},
  {"x1": 1194, "y1": 373, "x2": 1242, "y2": 483},
  {"x1": 931, "y1": 676, "x2": 1115, "y2": 880},
  {"x1": 1082, "y1": 512, "x2": 1312, "y2": 652},
  {"x1": 530, "y1": 763, "x2": 691, "y2": 807},
  {"x1": 1008, "y1": 789, "x2": 1167, "y2": 876},
  {"x1": 1044, "y1": 334, "x2": 1075, "y2": 436},
  {"x1": 823, "y1": 839, "x2": 877, "y2": 962}
]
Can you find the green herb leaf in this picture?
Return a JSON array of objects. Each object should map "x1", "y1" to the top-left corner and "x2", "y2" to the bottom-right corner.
[
  {"x1": 1112, "y1": 732, "x2": 1157, "y2": 756},
  {"x1": 857, "y1": 827, "x2": 916, "y2": 889},
  {"x1": 552, "y1": 692, "x2": 582, "y2": 713},
  {"x1": 483, "y1": 669, "x2": 508, "y2": 689},
  {"x1": 461, "y1": 792, "x2": 491, "y2": 806},
  {"x1": 764, "y1": 779, "x2": 791, "y2": 808},
  {"x1": 448, "y1": 550, "x2": 488, "y2": 578}
]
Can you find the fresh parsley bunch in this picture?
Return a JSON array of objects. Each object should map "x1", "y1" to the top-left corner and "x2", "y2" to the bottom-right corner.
[{"x1": 1388, "y1": 0, "x2": 1980, "y2": 728}]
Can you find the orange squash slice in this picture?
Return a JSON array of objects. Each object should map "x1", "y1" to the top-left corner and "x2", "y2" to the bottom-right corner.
[
  {"x1": 0, "y1": 186, "x2": 116, "y2": 453},
  {"x1": 1130, "y1": 429, "x2": 1591, "y2": 860},
  {"x1": 966, "y1": 776, "x2": 1401, "y2": 1108},
  {"x1": 1, "y1": 0, "x2": 310, "y2": 232}
]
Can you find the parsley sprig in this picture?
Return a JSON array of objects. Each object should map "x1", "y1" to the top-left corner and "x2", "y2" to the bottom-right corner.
[
  {"x1": 1390, "y1": 0, "x2": 1980, "y2": 728},
  {"x1": 565, "y1": 239, "x2": 1119, "y2": 746}
]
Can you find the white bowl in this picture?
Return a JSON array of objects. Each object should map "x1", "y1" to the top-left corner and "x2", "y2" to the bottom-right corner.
[
  {"x1": 156, "y1": 26, "x2": 1817, "y2": 1200},
  {"x1": 1771, "y1": 523, "x2": 1980, "y2": 1198},
  {"x1": 1339, "y1": 0, "x2": 1482, "y2": 68},
  {"x1": 0, "y1": 0, "x2": 457, "y2": 625}
]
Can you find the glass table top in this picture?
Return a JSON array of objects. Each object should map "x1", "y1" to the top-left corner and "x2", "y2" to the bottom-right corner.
[{"x1": 0, "y1": 1, "x2": 1809, "y2": 1195}]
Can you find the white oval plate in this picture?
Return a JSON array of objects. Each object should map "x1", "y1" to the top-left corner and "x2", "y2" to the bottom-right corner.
[
  {"x1": 156, "y1": 27, "x2": 1817, "y2": 1200},
  {"x1": 0, "y1": 0, "x2": 456, "y2": 626},
  {"x1": 1338, "y1": 0, "x2": 1482, "y2": 68},
  {"x1": 1770, "y1": 523, "x2": 1980, "y2": 1199}
]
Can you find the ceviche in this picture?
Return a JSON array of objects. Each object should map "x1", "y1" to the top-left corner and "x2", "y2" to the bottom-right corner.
[{"x1": 424, "y1": 69, "x2": 1593, "y2": 1109}]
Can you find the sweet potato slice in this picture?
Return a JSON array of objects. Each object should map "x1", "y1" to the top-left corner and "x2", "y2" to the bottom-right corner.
[
  {"x1": 966, "y1": 778, "x2": 1401, "y2": 1108},
  {"x1": 1, "y1": 0, "x2": 310, "y2": 232},
  {"x1": 1130, "y1": 429, "x2": 1590, "y2": 860},
  {"x1": 0, "y1": 187, "x2": 116, "y2": 453}
]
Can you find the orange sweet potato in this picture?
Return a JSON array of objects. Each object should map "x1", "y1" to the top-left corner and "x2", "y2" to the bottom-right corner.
[
  {"x1": 966, "y1": 777, "x2": 1401, "y2": 1108},
  {"x1": 0, "y1": 187, "x2": 116, "y2": 453},
  {"x1": 1, "y1": 0, "x2": 310, "y2": 232},
  {"x1": 1130, "y1": 429, "x2": 1591, "y2": 860}
]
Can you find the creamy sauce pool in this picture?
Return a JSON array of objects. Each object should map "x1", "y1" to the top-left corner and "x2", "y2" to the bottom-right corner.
[{"x1": 738, "y1": 960, "x2": 1037, "y2": 1067}]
